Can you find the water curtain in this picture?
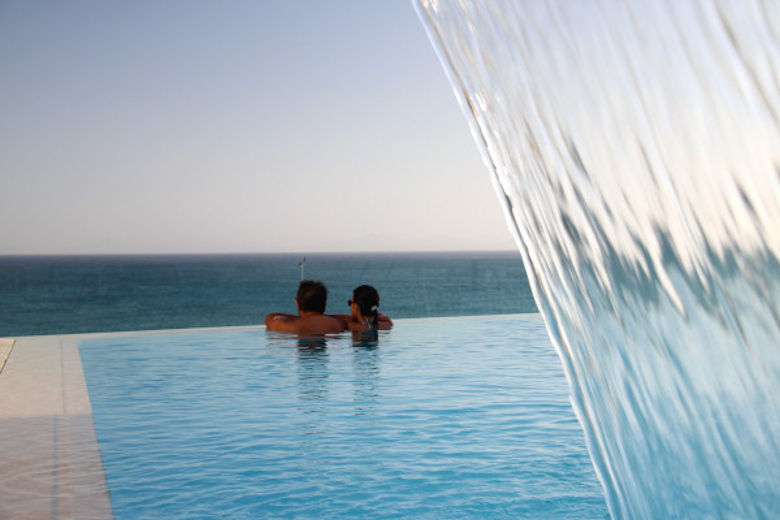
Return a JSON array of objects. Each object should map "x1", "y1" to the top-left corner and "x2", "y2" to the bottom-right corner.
[{"x1": 416, "y1": 1, "x2": 779, "y2": 517}]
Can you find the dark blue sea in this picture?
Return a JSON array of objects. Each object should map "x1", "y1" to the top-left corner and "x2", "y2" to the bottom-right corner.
[{"x1": 0, "y1": 251, "x2": 536, "y2": 337}]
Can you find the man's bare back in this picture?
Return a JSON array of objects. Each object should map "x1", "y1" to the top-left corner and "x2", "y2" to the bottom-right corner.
[
  {"x1": 264, "y1": 280, "x2": 346, "y2": 335},
  {"x1": 265, "y1": 311, "x2": 345, "y2": 335}
]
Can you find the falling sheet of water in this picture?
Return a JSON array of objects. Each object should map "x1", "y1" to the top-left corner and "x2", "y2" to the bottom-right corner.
[{"x1": 416, "y1": 1, "x2": 780, "y2": 518}]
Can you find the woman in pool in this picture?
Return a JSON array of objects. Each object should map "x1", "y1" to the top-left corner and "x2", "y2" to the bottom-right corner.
[{"x1": 340, "y1": 285, "x2": 393, "y2": 331}]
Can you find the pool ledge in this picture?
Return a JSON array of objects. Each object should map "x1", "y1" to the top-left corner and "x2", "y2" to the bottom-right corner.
[
  {"x1": 0, "y1": 336, "x2": 113, "y2": 520},
  {"x1": 10, "y1": 312, "x2": 539, "y2": 342}
]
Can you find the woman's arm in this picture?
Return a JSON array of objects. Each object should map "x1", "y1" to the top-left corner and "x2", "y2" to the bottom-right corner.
[{"x1": 377, "y1": 313, "x2": 393, "y2": 329}]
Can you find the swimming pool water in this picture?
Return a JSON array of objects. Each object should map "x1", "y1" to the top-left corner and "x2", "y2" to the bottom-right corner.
[{"x1": 79, "y1": 315, "x2": 608, "y2": 519}]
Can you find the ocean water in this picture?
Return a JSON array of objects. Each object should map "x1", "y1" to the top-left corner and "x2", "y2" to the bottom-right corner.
[
  {"x1": 79, "y1": 315, "x2": 608, "y2": 519},
  {"x1": 418, "y1": 1, "x2": 780, "y2": 518},
  {"x1": 0, "y1": 251, "x2": 535, "y2": 337}
]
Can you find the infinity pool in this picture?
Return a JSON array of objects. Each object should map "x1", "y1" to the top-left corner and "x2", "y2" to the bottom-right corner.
[{"x1": 79, "y1": 315, "x2": 607, "y2": 519}]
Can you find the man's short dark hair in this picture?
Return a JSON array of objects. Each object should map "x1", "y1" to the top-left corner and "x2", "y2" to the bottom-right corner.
[{"x1": 296, "y1": 279, "x2": 328, "y2": 313}]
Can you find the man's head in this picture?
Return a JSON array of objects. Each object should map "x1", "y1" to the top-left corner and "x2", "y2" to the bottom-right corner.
[{"x1": 296, "y1": 279, "x2": 328, "y2": 313}]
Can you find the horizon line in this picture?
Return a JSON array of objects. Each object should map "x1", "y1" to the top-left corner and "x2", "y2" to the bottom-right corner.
[{"x1": 0, "y1": 249, "x2": 521, "y2": 259}]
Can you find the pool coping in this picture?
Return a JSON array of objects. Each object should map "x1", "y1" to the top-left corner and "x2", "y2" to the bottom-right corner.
[
  {"x1": 0, "y1": 313, "x2": 540, "y2": 519},
  {"x1": 8, "y1": 312, "x2": 538, "y2": 341}
]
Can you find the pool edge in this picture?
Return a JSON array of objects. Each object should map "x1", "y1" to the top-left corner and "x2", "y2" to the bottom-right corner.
[{"x1": 9, "y1": 312, "x2": 542, "y2": 341}]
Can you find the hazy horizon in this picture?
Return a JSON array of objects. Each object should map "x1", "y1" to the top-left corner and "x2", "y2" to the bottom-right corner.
[
  {"x1": 0, "y1": 249, "x2": 521, "y2": 260},
  {"x1": 0, "y1": 1, "x2": 517, "y2": 255}
]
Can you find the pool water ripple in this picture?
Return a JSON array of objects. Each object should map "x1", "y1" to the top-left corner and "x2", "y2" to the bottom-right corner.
[{"x1": 80, "y1": 315, "x2": 607, "y2": 519}]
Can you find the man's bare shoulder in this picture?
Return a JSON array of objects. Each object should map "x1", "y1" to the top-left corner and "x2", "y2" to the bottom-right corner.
[
  {"x1": 265, "y1": 313, "x2": 345, "y2": 335},
  {"x1": 265, "y1": 313, "x2": 301, "y2": 332},
  {"x1": 298, "y1": 314, "x2": 346, "y2": 335}
]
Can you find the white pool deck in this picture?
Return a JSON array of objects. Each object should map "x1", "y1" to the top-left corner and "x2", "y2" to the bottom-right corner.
[
  {"x1": 0, "y1": 325, "x2": 265, "y2": 520},
  {"x1": 0, "y1": 334, "x2": 108, "y2": 519}
]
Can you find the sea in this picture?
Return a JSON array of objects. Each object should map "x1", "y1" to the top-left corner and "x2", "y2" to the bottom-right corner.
[{"x1": 0, "y1": 251, "x2": 535, "y2": 337}]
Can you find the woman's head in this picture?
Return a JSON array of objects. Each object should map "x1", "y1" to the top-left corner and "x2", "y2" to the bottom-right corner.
[{"x1": 349, "y1": 285, "x2": 380, "y2": 323}]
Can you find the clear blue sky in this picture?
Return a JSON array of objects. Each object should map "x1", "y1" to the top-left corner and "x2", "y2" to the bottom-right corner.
[{"x1": 0, "y1": 1, "x2": 515, "y2": 255}]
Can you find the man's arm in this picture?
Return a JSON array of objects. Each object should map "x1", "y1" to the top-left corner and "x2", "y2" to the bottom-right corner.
[
  {"x1": 330, "y1": 313, "x2": 392, "y2": 329},
  {"x1": 328, "y1": 314, "x2": 351, "y2": 326},
  {"x1": 265, "y1": 313, "x2": 301, "y2": 332}
]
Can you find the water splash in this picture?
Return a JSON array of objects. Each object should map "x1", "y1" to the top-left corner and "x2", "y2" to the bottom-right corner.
[{"x1": 416, "y1": 1, "x2": 780, "y2": 517}]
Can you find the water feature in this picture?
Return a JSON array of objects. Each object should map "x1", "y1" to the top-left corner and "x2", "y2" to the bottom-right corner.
[{"x1": 416, "y1": 1, "x2": 780, "y2": 517}]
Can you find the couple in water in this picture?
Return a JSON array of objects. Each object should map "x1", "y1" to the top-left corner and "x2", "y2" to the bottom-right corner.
[{"x1": 265, "y1": 280, "x2": 393, "y2": 335}]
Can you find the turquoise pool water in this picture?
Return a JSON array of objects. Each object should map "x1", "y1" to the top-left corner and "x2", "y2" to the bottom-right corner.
[{"x1": 79, "y1": 315, "x2": 607, "y2": 519}]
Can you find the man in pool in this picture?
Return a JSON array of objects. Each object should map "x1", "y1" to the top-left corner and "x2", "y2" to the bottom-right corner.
[{"x1": 265, "y1": 279, "x2": 346, "y2": 335}]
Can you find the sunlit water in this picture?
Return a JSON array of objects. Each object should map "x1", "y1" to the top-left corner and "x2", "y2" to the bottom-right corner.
[
  {"x1": 79, "y1": 316, "x2": 607, "y2": 519},
  {"x1": 417, "y1": 1, "x2": 780, "y2": 518}
]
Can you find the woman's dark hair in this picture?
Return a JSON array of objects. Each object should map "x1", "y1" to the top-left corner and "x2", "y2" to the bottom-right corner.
[{"x1": 352, "y1": 285, "x2": 380, "y2": 327}]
